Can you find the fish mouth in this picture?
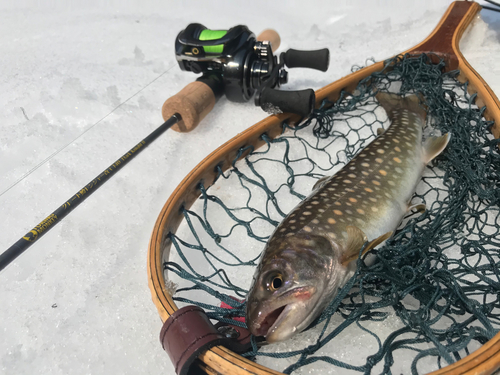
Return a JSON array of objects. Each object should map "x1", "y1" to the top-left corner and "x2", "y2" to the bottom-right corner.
[
  {"x1": 252, "y1": 304, "x2": 288, "y2": 337},
  {"x1": 249, "y1": 286, "x2": 316, "y2": 340}
]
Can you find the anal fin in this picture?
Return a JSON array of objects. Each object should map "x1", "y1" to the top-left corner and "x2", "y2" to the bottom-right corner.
[
  {"x1": 341, "y1": 226, "x2": 392, "y2": 266},
  {"x1": 423, "y1": 133, "x2": 451, "y2": 164}
]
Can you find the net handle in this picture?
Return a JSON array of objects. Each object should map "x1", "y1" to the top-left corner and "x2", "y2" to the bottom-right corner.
[{"x1": 148, "y1": 2, "x2": 500, "y2": 374}]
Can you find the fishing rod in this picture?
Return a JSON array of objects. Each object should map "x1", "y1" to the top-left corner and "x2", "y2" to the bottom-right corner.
[
  {"x1": 0, "y1": 115, "x2": 180, "y2": 271},
  {"x1": 0, "y1": 25, "x2": 329, "y2": 272}
]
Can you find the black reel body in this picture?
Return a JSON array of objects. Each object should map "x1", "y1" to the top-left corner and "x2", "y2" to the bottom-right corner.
[{"x1": 175, "y1": 24, "x2": 329, "y2": 116}]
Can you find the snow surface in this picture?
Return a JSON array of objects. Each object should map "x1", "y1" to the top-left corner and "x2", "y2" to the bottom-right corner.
[{"x1": 0, "y1": 1, "x2": 498, "y2": 374}]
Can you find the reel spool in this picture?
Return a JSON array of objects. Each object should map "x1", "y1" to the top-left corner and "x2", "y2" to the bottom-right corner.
[{"x1": 174, "y1": 23, "x2": 330, "y2": 117}]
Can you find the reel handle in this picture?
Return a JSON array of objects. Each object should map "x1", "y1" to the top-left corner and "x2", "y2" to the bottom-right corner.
[
  {"x1": 257, "y1": 87, "x2": 315, "y2": 117},
  {"x1": 163, "y1": 29, "x2": 281, "y2": 132},
  {"x1": 284, "y1": 48, "x2": 330, "y2": 72}
]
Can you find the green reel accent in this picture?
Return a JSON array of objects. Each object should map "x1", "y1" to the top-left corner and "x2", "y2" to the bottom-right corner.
[{"x1": 199, "y1": 29, "x2": 227, "y2": 54}]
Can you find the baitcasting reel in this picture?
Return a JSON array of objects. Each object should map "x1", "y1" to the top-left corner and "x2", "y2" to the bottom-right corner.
[{"x1": 175, "y1": 23, "x2": 330, "y2": 117}]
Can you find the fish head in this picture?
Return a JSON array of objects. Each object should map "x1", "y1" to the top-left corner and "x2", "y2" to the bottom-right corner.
[{"x1": 246, "y1": 233, "x2": 340, "y2": 343}]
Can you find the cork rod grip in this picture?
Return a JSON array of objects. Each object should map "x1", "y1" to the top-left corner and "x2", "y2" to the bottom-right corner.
[
  {"x1": 256, "y1": 29, "x2": 280, "y2": 52},
  {"x1": 162, "y1": 81, "x2": 216, "y2": 132}
]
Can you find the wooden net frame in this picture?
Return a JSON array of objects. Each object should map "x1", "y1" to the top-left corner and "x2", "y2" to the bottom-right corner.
[{"x1": 148, "y1": 2, "x2": 500, "y2": 374}]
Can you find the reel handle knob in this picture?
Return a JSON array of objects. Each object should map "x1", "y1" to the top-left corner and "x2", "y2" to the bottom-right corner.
[
  {"x1": 284, "y1": 48, "x2": 330, "y2": 72},
  {"x1": 258, "y1": 87, "x2": 315, "y2": 117},
  {"x1": 256, "y1": 29, "x2": 281, "y2": 52}
]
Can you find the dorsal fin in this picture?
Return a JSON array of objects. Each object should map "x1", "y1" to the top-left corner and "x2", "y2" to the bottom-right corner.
[
  {"x1": 312, "y1": 175, "x2": 330, "y2": 191},
  {"x1": 376, "y1": 92, "x2": 427, "y2": 122}
]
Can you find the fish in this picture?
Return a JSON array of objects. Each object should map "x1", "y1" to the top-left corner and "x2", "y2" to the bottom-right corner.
[{"x1": 245, "y1": 92, "x2": 451, "y2": 343}]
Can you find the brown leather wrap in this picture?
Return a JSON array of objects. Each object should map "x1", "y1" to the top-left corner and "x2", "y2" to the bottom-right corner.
[{"x1": 160, "y1": 305, "x2": 252, "y2": 375}]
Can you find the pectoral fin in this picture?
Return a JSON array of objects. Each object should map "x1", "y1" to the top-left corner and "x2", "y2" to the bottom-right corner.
[
  {"x1": 377, "y1": 127, "x2": 385, "y2": 136},
  {"x1": 341, "y1": 226, "x2": 393, "y2": 266},
  {"x1": 423, "y1": 133, "x2": 451, "y2": 164},
  {"x1": 313, "y1": 175, "x2": 330, "y2": 191}
]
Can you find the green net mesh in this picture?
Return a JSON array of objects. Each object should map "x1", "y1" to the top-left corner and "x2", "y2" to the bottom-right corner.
[{"x1": 164, "y1": 54, "x2": 500, "y2": 374}]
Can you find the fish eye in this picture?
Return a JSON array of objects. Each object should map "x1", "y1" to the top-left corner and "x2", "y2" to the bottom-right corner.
[{"x1": 267, "y1": 274, "x2": 283, "y2": 291}]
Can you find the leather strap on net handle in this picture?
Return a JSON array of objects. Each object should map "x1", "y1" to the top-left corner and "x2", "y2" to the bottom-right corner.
[
  {"x1": 160, "y1": 305, "x2": 253, "y2": 375},
  {"x1": 149, "y1": 2, "x2": 500, "y2": 374}
]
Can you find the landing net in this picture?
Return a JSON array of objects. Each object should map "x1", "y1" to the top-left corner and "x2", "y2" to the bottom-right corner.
[{"x1": 164, "y1": 54, "x2": 500, "y2": 374}]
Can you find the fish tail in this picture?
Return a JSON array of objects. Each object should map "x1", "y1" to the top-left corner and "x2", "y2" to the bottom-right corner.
[{"x1": 376, "y1": 92, "x2": 427, "y2": 124}]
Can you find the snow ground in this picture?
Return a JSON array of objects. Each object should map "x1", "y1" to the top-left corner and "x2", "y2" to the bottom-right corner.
[{"x1": 0, "y1": 1, "x2": 498, "y2": 374}]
